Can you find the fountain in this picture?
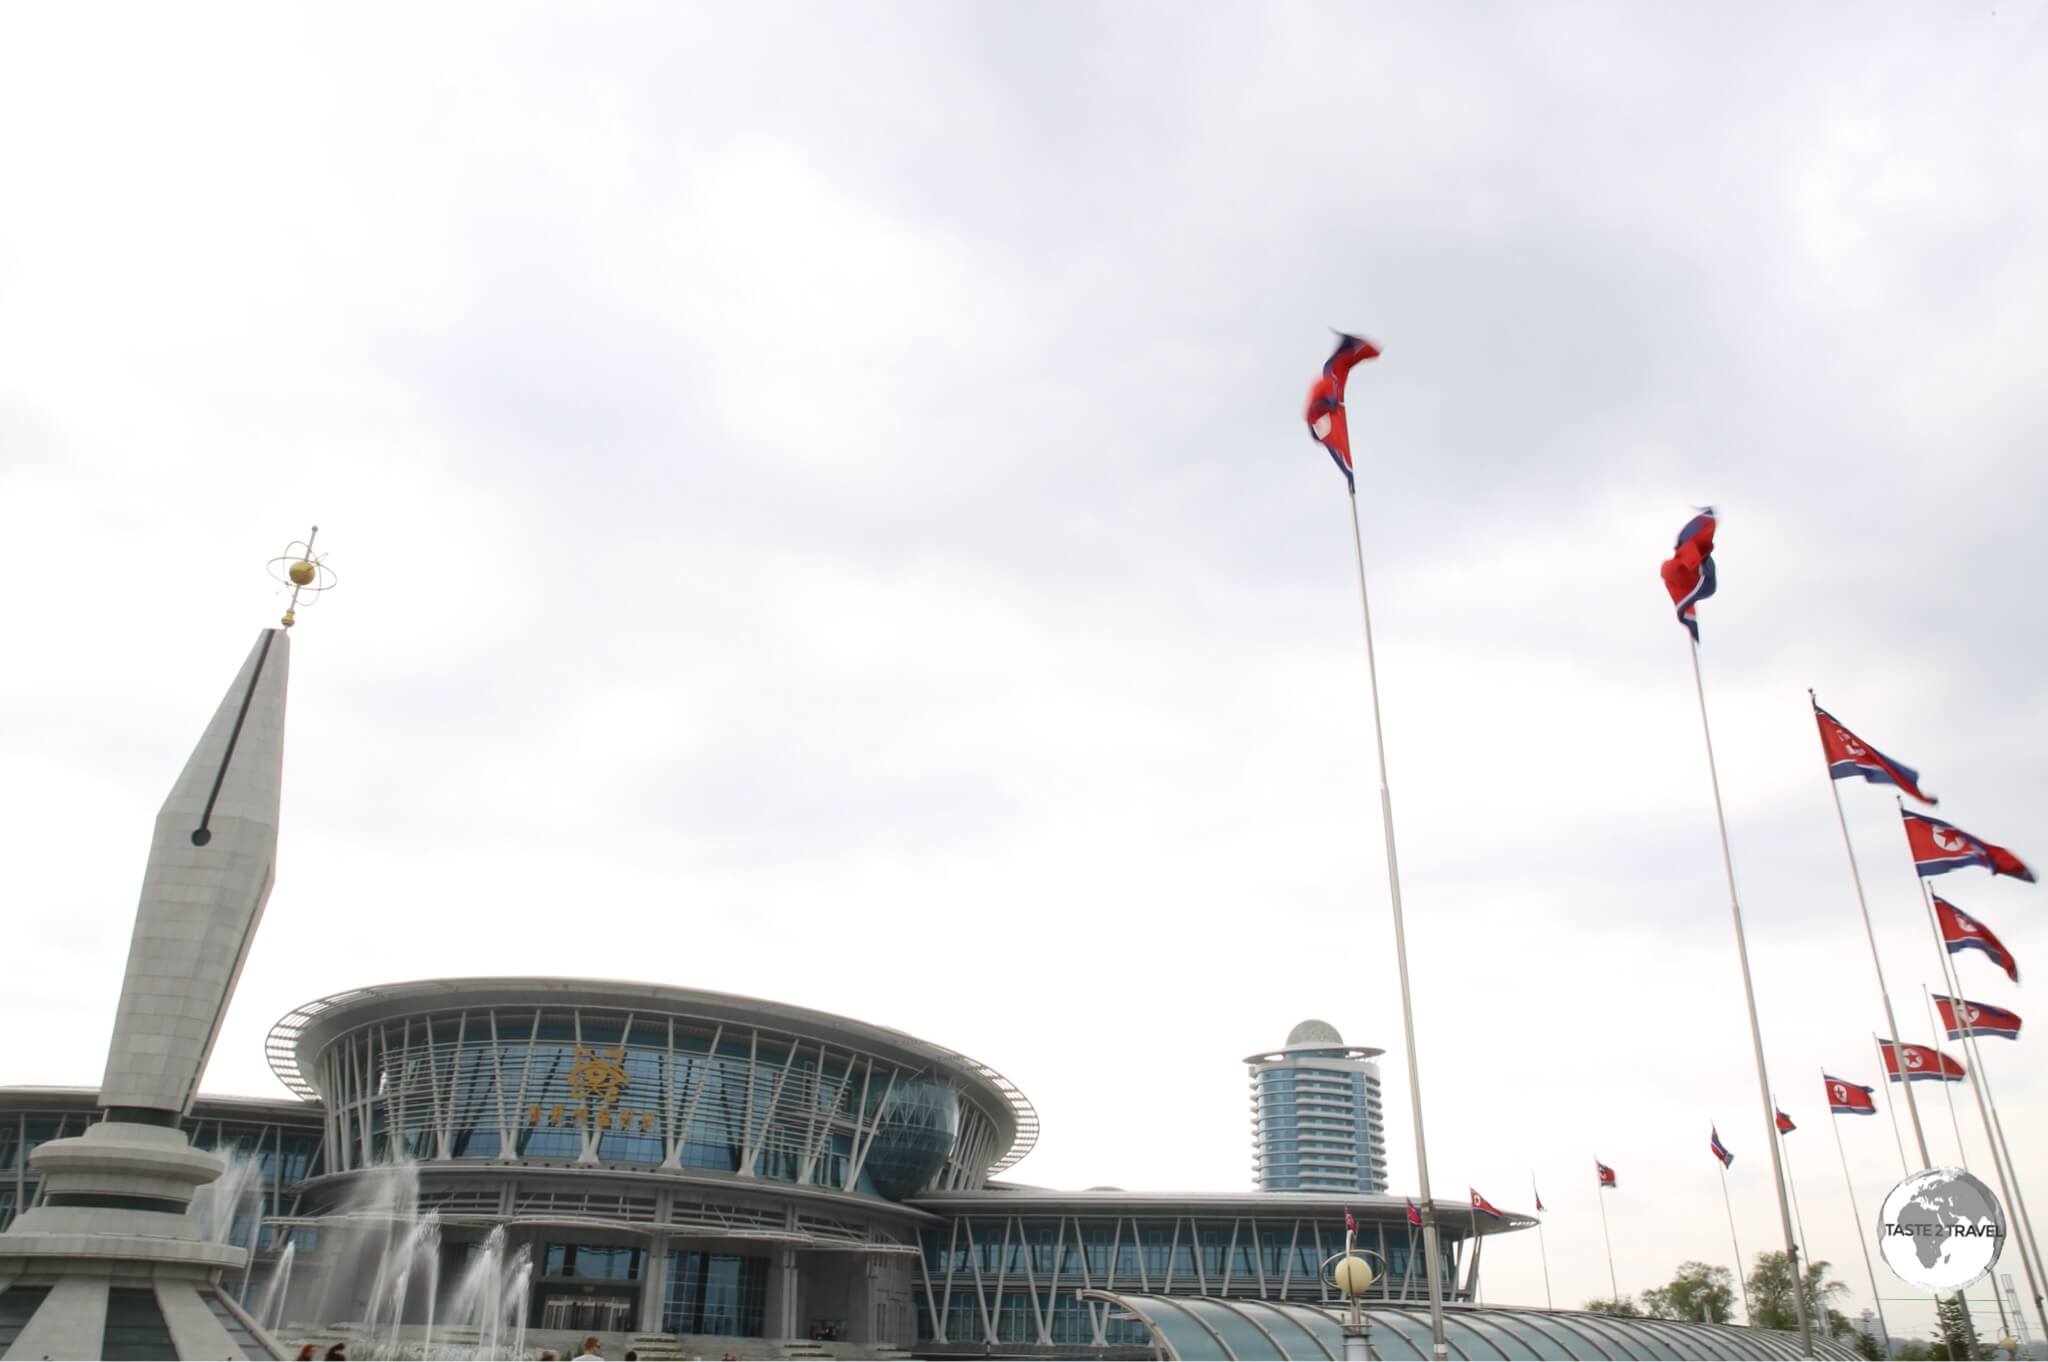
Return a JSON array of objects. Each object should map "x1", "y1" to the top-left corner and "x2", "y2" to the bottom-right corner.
[
  {"x1": 441, "y1": 1226, "x2": 533, "y2": 1361},
  {"x1": 256, "y1": 1240, "x2": 297, "y2": 1334},
  {"x1": 278, "y1": 1158, "x2": 535, "y2": 1360},
  {"x1": 190, "y1": 1144, "x2": 266, "y2": 1247}
]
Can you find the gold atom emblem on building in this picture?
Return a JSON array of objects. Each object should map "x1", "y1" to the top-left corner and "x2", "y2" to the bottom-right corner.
[{"x1": 527, "y1": 1045, "x2": 657, "y2": 1134}]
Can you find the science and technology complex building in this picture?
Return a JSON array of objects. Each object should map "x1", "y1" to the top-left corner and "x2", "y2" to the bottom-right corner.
[{"x1": 1, "y1": 979, "x2": 1850, "y2": 1359}]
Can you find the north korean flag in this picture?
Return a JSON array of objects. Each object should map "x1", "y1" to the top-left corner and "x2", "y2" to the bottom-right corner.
[
  {"x1": 1823, "y1": 1075, "x2": 1877, "y2": 1116},
  {"x1": 1934, "y1": 995, "x2": 2023, "y2": 1042},
  {"x1": 1937, "y1": 896, "x2": 2021, "y2": 983},
  {"x1": 1304, "y1": 333, "x2": 1380, "y2": 494},
  {"x1": 1775, "y1": 1109, "x2": 1796, "y2": 1134},
  {"x1": 1471, "y1": 1189, "x2": 1504, "y2": 1220},
  {"x1": 1709, "y1": 1128, "x2": 1733, "y2": 1168},
  {"x1": 1344, "y1": 1207, "x2": 1357, "y2": 1234},
  {"x1": 1813, "y1": 704, "x2": 1936, "y2": 805},
  {"x1": 1903, "y1": 810, "x2": 2036, "y2": 883},
  {"x1": 1596, "y1": 1161, "x2": 1617, "y2": 1188},
  {"x1": 1534, "y1": 1184, "x2": 1545, "y2": 1214},
  {"x1": 1406, "y1": 1198, "x2": 1423, "y2": 1228},
  {"x1": 1660, "y1": 509, "x2": 1717, "y2": 642},
  {"x1": 1879, "y1": 1038, "x2": 1966, "y2": 1083}
]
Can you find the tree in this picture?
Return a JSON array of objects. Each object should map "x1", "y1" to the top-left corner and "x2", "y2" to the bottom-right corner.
[
  {"x1": 1931, "y1": 1294, "x2": 1984, "y2": 1359},
  {"x1": 1584, "y1": 1296, "x2": 1643, "y2": 1317},
  {"x1": 1746, "y1": 1251, "x2": 1851, "y2": 1335},
  {"x1": 1642, "y1": 1261, "x2": 1737, "y2": 1324}
]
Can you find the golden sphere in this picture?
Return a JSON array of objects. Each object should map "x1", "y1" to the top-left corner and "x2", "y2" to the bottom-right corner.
[
  {"x1": 289, "y1": 559, "x2": 316, "y2": 586},
  {"x1": 1333, "y1": 1256, "x2": 1375, "y2": 1297}
]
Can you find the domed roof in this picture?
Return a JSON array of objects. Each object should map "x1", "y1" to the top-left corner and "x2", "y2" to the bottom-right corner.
[{"x1": 1286, "y1": 1018, "x2": 1343, "y2": 1046}]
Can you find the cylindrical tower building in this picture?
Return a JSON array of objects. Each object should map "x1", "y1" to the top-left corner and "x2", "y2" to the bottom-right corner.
[{"x1": 1245, "y1": 1020, "x2": 1388, "y2": 1194}]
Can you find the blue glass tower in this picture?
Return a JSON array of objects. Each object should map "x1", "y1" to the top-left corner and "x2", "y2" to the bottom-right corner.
[{"x1": 1245, "y1": 1020, "x2": 1388, "y2": 1194}]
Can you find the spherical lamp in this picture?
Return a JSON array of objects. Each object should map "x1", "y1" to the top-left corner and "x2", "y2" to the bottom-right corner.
[{"x1": 1333, "y1": 1255, "x2": 1375, "y2": 1298}]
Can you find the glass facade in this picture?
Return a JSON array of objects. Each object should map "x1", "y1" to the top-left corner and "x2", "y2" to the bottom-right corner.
[
  {"x1": 313, "y1": 1004, "x2": 1013, "y2": 1202},
  {"x1": 914, "y1": 1212, "x2": 1466, "y2": 1349},
  {"x1": 861, "y1": 1079, "x2": 960, "y2": 1201},
  {"x1": 542, "y1": 1242, "x2": 644, "y2": 1280},
  {"x1": 662, "y1": 1250, "x2": 768, "y2": 1337},
  {"x1": 0, "y1": 1102, "x2": 324, "y2": 1241}
]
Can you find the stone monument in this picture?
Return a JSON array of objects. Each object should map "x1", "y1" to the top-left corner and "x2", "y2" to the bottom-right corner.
[{"x1": 0, "y1": 536, "x2": 331, "y2": 1359}]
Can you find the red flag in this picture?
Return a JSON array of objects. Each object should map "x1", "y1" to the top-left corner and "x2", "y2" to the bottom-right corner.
[
  {"x1": 1470, "y1": 1189, "x2": 1504, "y2": 1220},
  {"x1": 1596, "y1": 1161, "x2": 1616, "y2": 1188},
  {"x1": 1937, "y1": 895, "x2": 2021, "y2": 983},
  {"x1": 1303, "y1": 333, "x2": 1380, "y2": 493},
  {"x1": 1660, "y1": 510, "x2": 1717, "y2": 641},
  {"x1": 1933, "y1": 995, "x2": 2023, "y2": 1042},
  {"x1": 1534, "y1": 1183, "x2": 1545, "y2": 1214},
  {"x1": 1902, "y1": 810, "x2": 2036, "y2": 883},
  {"x1": 1878, "y1": 1038, "x2": 1966, "y2": 1083},
  {"x1": 1775, "y1": 1109, "x2": 1796, "y2": 1135},
  {"x1": 1344, "y1": 1207, "x2": 1357, "y2": 1234},
  {"x1": 1812, "y1": 704, "x2": 1936, "y2": 804},
  {"x1": 1405, "y1": 1197, "x2": 1422, "y2": 1228},
  {"x1": 1823, "y1": 1074, "x2": 1877, "y2": 1115}
]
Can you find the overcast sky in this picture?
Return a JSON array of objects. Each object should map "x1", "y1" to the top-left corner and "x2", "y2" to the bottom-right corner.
[{"x1": 4, "y1": 1, "x2": 2046, "y2": 1345}]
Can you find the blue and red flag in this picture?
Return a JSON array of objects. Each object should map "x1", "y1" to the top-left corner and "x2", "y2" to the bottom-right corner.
[
  {"x1": 1709, "y1": 1128, "x2": 1733, "y2": 1168},
  {"x1": 1775, "y1": 1109, "x2": 1796, "y2": 1135},
  {"x1": 1936, "y1": 896, "x2": 2021, "y2": 983},
  {"x1": 1934, "y1": 995, "x2": 2023, "y2": 1042},
  {"x1": 1304, "y1": 333, "x2": 1380, "y2": 493},
  {"x1": 1344, "y1": 1207, "x2": 1357, "y2": 1234},
  {"x1": 1405, "y1": 1197, "x2": 1422, "y2": 1228},
  {"x1": 1470, "y1": 1189, "x2": 1504, "y2": 1220},
  {"x1": 1596, "y1": 1161, "x2": 1616, "y2": 1188},
  {"x1": 1533, "y1": 1182, "x2": 1545, "y2": 1214},
  {"x1": 1813, "y1": 704, "x2": 1936, "y2": 805},
  {"x1": 1879, "y1": 1038, "x2": 1966, "y2": 1083},
  {"x1": 1902, "y1": 810, "x2": 2036, "y2": 883},
  {"x1": 1823, "y1": 1075, "x2": 1877, "y2": 1116},
  {"x1": 1659, "y1": 509, "x2": 1717, "y2": 641}
]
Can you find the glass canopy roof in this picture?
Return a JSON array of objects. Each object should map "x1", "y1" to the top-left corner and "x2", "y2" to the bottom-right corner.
[{"x1": 1077, "y1": 1292, "x2": 1862, "y2": 1361}]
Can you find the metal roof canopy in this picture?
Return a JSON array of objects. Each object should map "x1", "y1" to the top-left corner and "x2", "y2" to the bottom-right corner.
[{"x1": 1075, "y1": 1292, "x2": 1863, "y2": 1361}]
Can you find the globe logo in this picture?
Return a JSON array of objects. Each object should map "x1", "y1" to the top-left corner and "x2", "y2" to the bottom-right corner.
[{"x1": 1879, "y1": 1168, "x2": 2005, "y2": 1292}]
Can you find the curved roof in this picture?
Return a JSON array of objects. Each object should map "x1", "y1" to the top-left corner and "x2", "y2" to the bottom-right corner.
[
  {"x1": 266, "y1": 977, "x2": 1038, "y2": 1172},
  {"x1": 1078, "y1": 1293, "x2": 1860, "y2": 1361},
  {"x1": 1287, "y1": 1019, "x2": 1345, "y2": 1046}
]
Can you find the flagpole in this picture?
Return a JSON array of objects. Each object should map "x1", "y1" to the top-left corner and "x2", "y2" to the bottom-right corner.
[
  {"x1": 1914, "y1": 867, "x2": 2048, "y2": 1343},
  {"x1": 1343, "y1": 487, "x2": 1448, "y2": 1359},
  {"x1": 1596, "y1": 1171, "x2": 1619, "y2": 1308},
  {"x1": 1719, "y1": 1160, "x2": 1753, "y2": 1323},
  {"x1": 1533, "y1": 1177, "x2": 1553, "y2": 1311},
  {"x1": 1402, "y1": 1222, "x2": 1417, "y2": 1303},
  {"x1": 1914, "y1": 895, "x2": 2012, "y2": 1352},
  {"x1": 1470, "y1": 1201, "x2": 1480, "y2": 1305},
  {"x1": 1691, "y1": 640, "x2": 1812, "y2": 1355},
  {"x1": 1812, "y1": 692, "x2": 1933, "y2": 1169},
  {"x1": 1774, "y1": 1099, "x2": 1813, "y2": 1283},
  {"x1": 1955, "y1": 1010, "x2": 2048, "y2": 1343},
  {"x1": 1827, "y1": 1084, "x2": 1892, "y2": 1358},
  {"x1": 1874, "y1": 1035, "x2": 1972, "y2": 1351},
  {"x1": 1920, "y1": 984, "x2": 1971, "y2": 1164},
  {"x1": 1872, "y1": 1034, "x2": 1911, "y2": 1177}
]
